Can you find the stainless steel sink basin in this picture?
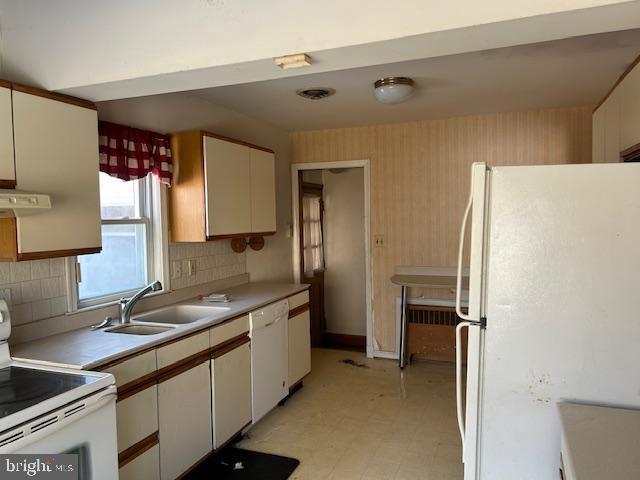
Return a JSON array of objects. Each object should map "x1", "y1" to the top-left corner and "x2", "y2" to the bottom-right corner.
[
  {"x1": 134, "y1": 304, "x2": 230, "y2": 325},
  {"x1": 105, "y1": 324, "x2": 177, "y2": 335}
]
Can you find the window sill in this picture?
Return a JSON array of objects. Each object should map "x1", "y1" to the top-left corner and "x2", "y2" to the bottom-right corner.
[{"x1": 66, "y1": 289, "x2": 173, "y2": 316}]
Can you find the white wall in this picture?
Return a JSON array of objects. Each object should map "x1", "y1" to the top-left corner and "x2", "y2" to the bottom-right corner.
[
  {"x1": 322, "y1": 168, "x2": 366, "y2": 336},
  {"x1": 1, "y1": 0, "x2": 638, "y2": 100},
  {"x1": 97, "y1": 92, "x2": 293, "y2": 284}
]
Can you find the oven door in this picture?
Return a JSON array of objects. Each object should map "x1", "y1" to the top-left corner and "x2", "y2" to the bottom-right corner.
[{"x1": 2, "y1": 386, "x2": 118, "y2": 480}]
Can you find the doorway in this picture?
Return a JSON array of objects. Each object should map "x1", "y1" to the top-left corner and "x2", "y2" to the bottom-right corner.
[{"x1": 291, "y1": 161, "x2": 373, "y2": 357}]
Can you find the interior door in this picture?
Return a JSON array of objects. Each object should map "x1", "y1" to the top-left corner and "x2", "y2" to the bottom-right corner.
[{"x1": 298, "y1": 174, "x2": 326, "y2": 347}]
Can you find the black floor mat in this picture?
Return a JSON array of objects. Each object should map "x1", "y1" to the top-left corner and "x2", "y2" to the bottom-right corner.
[{"x1": 184, "y1": 447, "x2": 300, "y2": 479}]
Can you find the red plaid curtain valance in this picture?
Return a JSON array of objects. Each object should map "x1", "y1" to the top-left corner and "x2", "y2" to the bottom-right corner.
[{"x1": 98, "y1": 121, "x2": 173, "y2": 186}]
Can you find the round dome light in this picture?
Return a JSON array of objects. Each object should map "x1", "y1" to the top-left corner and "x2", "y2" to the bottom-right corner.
[{"x1": 373, "y1": 77, "x2": 414, "y2": 104}]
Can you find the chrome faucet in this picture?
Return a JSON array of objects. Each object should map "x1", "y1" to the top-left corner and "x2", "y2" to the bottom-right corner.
[{"x1": 119, "y1": 281, "x2": 163, "y2": 324}]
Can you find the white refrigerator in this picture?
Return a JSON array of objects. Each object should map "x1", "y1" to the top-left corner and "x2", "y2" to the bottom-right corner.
[{"x1": 454, "y1": 162, "x2": 640, "y2": 480}]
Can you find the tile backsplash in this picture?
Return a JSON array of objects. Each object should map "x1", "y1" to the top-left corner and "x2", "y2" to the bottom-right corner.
[
  {"x1": 169, "y1": 241, "x2": 246, "y2": 290},
  {"x1": 0, "y1": 240, "x2": 246, "y2": 328},
  {"x1": 0, "y1": 259, "x2": 67, "y2": 326}
]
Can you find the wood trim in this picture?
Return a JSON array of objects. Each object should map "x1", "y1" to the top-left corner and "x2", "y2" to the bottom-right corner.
[
  {"x1": 157, "y1": 350, "x2": 210, "y2": 384},
  {"x1": 211, "y1": 334, "x2": 250, "y2": 359},
  {"x1": 0, "y1": 218, "x2": 18, "y2": 262},
  {"x1": 116, "y1": 372, "x2": 158, "y2": 403},
  {"x1": 0, "y1": 179, "x2": 16, "y2": 189},
  {"x1": 324, "y1": 332, "x2": 366, "y2": 352},
  {"x1": 0, "y1": 79, "x2": 11, "y2": 89},
  {"x1": 11, "y1": 82, "x2": 97, "y2": 111},
  {"x1": 201, "y1": 130, "x2": 274, "y2": 154},
  {"x1": 206, "y1": 231, "x2": 276, "y2": 241},
  {"x1": 118, "y1": 431, "x2": 159, "y2": 468},
  {"x1": 621, "y1": 141, "x2": 640, "y2": 162},
  {"x1": 288, "y1": 303, "x2": 310, "y2": 319},
  {"x1": 17, "y1": 246, "x2": 101, "y2": 261},
  {"x1": 301, "y1": 182, "x2": 324, "y2": 197},
  {"x1": 594, "y1": 52, "x2": 640, "y2": 112}
]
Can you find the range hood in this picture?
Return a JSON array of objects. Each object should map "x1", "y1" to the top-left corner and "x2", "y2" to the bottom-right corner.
[{"x1": 0, "y1": 190, "x2": 51, "y2": 218}]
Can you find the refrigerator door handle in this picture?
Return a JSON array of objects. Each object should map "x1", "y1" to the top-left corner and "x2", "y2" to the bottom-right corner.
[
  {"x1": 456, "y1": 320, "x2": 470, "y2": 458},
  {"x1": 456, "y1": 175, "x2": 474, "y2": 321}
]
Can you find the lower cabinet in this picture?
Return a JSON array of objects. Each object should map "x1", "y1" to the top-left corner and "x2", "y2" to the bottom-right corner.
[
  {"x1": 211, "y1": 340, "x2": 252, "y2": 449},
  {"x1": 119, "y1": 444, "x2": 161, "y2": 480},
  {"x1": 158, "y1": 358, "x2": 212, "y2": 480},
  {"x1": 288, "y1": 308, "x2": 311, "y2": 387}
]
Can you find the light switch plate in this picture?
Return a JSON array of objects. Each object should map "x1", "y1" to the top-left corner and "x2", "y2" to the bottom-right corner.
[{"x1": 188, "y1": 260, "x2": 196, "y2": 276}]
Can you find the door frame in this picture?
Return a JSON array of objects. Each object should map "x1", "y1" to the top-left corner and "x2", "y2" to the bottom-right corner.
[{"x1": 291, "y1": 160, "x2": 374, "y2": 358}]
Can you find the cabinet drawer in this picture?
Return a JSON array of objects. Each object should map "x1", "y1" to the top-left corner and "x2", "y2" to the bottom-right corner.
[
  {"x1": 288, "y1": 310, "x2": 311, "y2": 386},
  {"x1": 119, "y1": 443, "x2": 160, "y2": 480},
  {"x1": 156, "y1": 330, "x2": 209, "y2": 369},
  {"x1": 116, "y1": 385, "x2": 158, "y2": 453},
  {"x1": 288, "y1": 291, "x2": 309, "y2": 311},
  {"x1": 101, "y1": 350, "x2": 157, "y2": 388},
  {"x1": 210, "y1": 315, "x2": 249, "y2": 348}
]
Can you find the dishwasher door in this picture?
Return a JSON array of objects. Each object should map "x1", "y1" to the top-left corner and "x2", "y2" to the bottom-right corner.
[{"x1": 249, "y1": 299, "x2": 289, "y2": 424}]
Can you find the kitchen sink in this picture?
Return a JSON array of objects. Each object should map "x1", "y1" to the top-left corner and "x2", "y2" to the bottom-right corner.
[
  {"x1": 105, "y1": 324, "x2": 177, "y2": 335},
  {"x1": 133, "y1": 304, "x2": 230, "y2": 325}
]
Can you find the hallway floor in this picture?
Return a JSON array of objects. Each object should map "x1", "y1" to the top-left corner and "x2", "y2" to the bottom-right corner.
[{"x1": 237, "y1": 348, "x2": 463, "y2": 479}]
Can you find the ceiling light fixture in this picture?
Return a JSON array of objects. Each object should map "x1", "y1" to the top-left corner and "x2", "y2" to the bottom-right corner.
[
  {"x1": 374, "y1": 77, "x2": 414, "y2": 104},
  {"x1": 274, "y1": 53, "x2": 312, "y2": 69},
  {"x1": 296, "y1": 87, "x2": 335, "y2": 100}
]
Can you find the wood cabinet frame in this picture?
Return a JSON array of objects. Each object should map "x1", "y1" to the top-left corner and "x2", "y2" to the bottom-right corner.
[
  {"x1": 169, "y1": 130, "x2": 277, "y2": 241},
  {"x1": 0, "y1": 79, "x2": 101, "y2": 261}
]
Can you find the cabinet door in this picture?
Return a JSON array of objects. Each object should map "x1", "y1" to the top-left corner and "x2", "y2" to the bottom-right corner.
[
  {"x1": 12, "y1": 90, "x2": 101, "y2": 256},
  {"x1": 604, "y1": 89, "x2": 621, "y2": 163},
  {"x1": 203, "y1": 136, "x2": 251, "y2": 237},
  {"x1": 0, "y1": 86, "x2": 14, "y2": 186},
  {"x1": 119, "y1": 444, "x2": 160, "y2": 480},
  {"x1": 158, "y1": 360, "x2": 212, "y2": 480},
  {"x1": 212, "y1": 341, "x2": 252, "y2": 449},
  {"x1": 288, "y1": 310, "x2": 311, "y2": 387},
  {"x1": 116, "y1": 385, "x2": 158, "y2": 453},
  {"x1": 619, "y1": 64, "x2": 640, "y2": 151},
  {"x1": 250, "y1": 149, "x2": 276, "y2": 233},
  {"x1": 591, "y1": 106, "x2": 605, "y2": 164}
]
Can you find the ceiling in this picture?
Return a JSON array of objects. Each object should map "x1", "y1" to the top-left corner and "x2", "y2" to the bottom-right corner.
[{"x1": 193, "y1": 29, "x2": 640, "y2": 131}]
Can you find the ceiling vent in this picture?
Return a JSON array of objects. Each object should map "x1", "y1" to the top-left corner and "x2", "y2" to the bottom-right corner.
[{"x1": 296, "y1": 87, "x2": 335, "y2": 100}]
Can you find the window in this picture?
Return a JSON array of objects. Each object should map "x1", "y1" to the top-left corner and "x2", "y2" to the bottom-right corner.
[
  {"x1": 302, "y1": 194, "x2": 324, "y2": 275},
  {"x1": 71, "y1": 172, "x2": 165, "y2": 308}
]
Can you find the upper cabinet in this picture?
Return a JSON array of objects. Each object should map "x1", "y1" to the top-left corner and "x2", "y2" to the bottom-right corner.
[
  {"x1": 170, "y1": 130, "x2": 277, "y2": 242},
  {"x1": 0, "y1": 83, "x2": 102, "y2": 262},
  {"x1": 593, "y1": 57, "x2": 640, "y2": 163},
  {"x1": 618, "y1": 64, "x2": 640, "y2": 153},
  {"x1": 0, "y1": 82, "x2": 15, "y2": 188}
]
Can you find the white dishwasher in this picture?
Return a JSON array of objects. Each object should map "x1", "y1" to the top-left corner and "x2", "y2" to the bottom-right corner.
[{"x1": 249, "y1": 299, "x2": 289, "y2": 424}]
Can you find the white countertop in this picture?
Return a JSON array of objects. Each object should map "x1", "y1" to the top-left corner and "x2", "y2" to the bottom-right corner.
[
  {"x1": 12, "y1": 282, "x2": 308, "y2": 370},
  {"x1": 558, "y1": 402, "x2": 640, "y2": 480}
]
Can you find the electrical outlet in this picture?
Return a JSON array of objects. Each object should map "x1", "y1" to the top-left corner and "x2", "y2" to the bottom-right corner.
[
  {"x1": 188, "y1": 260, "x2": 196, "y2": 276},
  {"x1": 171, "y1": 261, "x2": 182, "y2": 279},
  {"x1": 374, "y1": 235, "x2": 385, "y2": 247}
]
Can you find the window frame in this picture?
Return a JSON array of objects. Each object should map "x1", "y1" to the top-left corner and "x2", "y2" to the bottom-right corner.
[{"x1": 66, "y1": 174, "x2": 170, "y2": 312}]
